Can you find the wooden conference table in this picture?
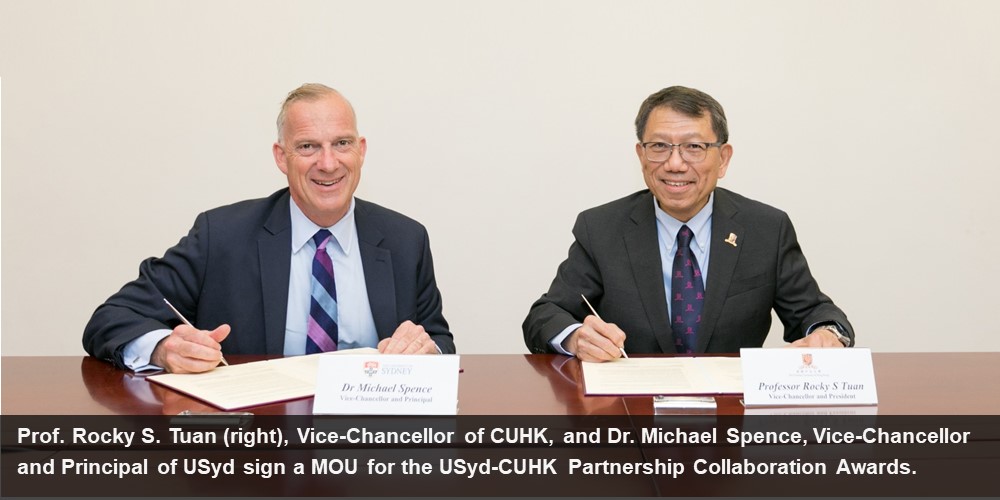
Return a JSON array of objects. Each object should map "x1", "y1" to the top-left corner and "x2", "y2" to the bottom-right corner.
[
  {"x1": 3, "y1": 352, "x2": 1000, "y2": 415},
  {"x1": 3, "y1": 353, "x2": 1000, "y2": 497}
]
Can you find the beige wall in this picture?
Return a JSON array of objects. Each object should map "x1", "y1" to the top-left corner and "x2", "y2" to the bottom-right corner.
[{"x1": 2, "y1": 0, "x2": 999, "y2": 355}]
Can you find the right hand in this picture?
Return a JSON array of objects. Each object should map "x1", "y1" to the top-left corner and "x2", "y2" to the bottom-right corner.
[
  {"x1": 377, "y1": 320, "x2": 439, "y2": 354},
  {"x1": 151, "y1": 324, "x2": 231, "y2": 373},
  {"x1": 566, "y1": 315, "x2": 627, "y2": 363}
]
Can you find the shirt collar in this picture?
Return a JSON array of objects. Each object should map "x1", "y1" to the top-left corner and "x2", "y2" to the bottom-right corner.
[
  {"x1": 653, "y1": 191, "x2": 714, "y2": 253},
  {"x1": 289, "y1": 197, "x2": 357, "y2": 255}
]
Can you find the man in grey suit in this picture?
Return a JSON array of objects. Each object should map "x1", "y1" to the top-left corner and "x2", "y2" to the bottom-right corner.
[
  {"x1": 523, "y1": 86, "x2": 852, "y2": 362},
  {"x1": 84, "y1": 84, "x2": 453, "y2": 373}
]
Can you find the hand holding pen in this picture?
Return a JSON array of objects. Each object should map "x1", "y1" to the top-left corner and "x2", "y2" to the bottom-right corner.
[
  {"x1": 570, "y1": 294, "x2": 629, "y2": 362},
  {"x1": 152, "y1": 298, "x2": 231, "y2": 373}
]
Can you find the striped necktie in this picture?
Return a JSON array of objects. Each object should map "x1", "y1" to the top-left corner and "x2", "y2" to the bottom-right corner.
[{"x1": 307, "y1": 229, "x2": 339, "y2": 353}]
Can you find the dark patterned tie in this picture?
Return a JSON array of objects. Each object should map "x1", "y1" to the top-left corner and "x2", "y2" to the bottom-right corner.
[
  {"x1": 671, "y1": 225, "x2": 704, "y2": 353},
  {"x1": 307, "y1": 229, "x2": 339, "y2": 353}
]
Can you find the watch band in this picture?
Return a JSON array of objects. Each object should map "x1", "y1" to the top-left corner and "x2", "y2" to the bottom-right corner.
[{"x1": 815, "y1": 324, "x2": 851, "y2": 347}]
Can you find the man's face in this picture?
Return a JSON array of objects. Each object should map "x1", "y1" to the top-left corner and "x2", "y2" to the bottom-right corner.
[
  {"x1": 636, "y1": 106, "x2": 732, "y2": 222},
  {"x1": 273, "y1": 95, "x2": 367, "y2": 227}
]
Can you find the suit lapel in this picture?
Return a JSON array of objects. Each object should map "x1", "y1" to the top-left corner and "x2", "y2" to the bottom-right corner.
[
  {"x1": 258, "y1": 192, "x2": 293, "y2": 355},
  {"x1": 355, "y1": 200, "x2": 397, "y2": 340},
  {"x1": 623, "y1": 194, "x2": 676, "y2": 353},
  {"x1": 698, "y1": 189, "x2": 744, "y2": 352}
]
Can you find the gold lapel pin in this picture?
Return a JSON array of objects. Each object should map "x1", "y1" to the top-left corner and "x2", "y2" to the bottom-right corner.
[{"x1": 724, "y1": 233, "x2": 738, "y2": 247}]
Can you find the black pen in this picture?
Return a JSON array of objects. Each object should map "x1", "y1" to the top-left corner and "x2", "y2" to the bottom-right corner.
[{"x1": 163, "y1": 298, "x2": 229, "y2": 366}]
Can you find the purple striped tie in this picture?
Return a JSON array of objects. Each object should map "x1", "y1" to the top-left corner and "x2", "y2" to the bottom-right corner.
[{"x1": 307, "y1": 229, "x2": 338, "y2": 353}]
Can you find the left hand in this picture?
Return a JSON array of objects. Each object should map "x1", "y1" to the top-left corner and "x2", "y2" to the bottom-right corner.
[
  {"x1": 789, "y1": 328, "x2": 845, "y2": 348},
  {"x1": 378, "y1": 320, "x2": 439, "y2": 354}
]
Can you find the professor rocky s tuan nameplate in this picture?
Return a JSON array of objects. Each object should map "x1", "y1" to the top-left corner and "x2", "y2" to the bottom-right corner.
[
  {"x1": 740, "y1": 348, "x2": 877, "y2": 407},
  {"x1": 313, "y1": 354, "x2": 460, "y2": 415}
]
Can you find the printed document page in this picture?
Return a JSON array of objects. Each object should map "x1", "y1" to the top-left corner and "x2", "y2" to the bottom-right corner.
[
  {"x1": 148, "y1": 348, "x2": 377, "y2": 410},
  {"x1": 582, "y1": 357, "x2": 743, "y2": 395}
]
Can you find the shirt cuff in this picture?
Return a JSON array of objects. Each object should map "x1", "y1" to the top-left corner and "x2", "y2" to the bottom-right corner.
[
  {"x1": 122, "y1": 329, "x2": 172, "y2": 372},
  {"x1": 549, "y1": 323, "x2": 582, "y2": 356},
  {"x1": 806, "y1": 321, "x2": 845, "y2": 335},
  {"x1": 806, "y1": 322, "x2": 851, "y2": 346}
]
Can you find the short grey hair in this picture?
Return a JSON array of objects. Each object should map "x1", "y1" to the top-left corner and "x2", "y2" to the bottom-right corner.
[{"x1": 275, "y1": 83, "x2": 355, "y2": 141}]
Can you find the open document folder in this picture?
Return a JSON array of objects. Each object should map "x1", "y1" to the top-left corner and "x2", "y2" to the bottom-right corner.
[
  {"x1": 581, "y1": 357, "x2": 743, "y2": 396},
  {"x1": 147, "y1": 348, "x2": 377, "y2": 410}
]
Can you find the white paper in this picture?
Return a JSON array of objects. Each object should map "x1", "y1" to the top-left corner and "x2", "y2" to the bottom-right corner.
[
  {"x1": 147, "y1": 348, "x2": 377, "y2": 410},
  {"x1": 582, "y1": 357, "x2": 743, "y2": 395}
]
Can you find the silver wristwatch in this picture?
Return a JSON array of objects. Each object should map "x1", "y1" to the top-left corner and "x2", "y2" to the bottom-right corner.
[{"x1": 815, "y1": 324, "x2": 851, "y2": 347}]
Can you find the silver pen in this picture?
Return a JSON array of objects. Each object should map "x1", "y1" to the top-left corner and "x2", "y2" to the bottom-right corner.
[
  {"x1": 580, "y1": 294, "x2": 628, "y2": 358},
  {"x1": 163, "y1": 298, "x2": 229, "y2": 366}
]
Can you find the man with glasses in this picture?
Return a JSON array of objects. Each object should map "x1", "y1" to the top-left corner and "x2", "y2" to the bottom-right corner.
[
  {"x1": 84, "y1": 84, "x2": 454, "y2": 373},
  {"x1": 523, "y1": 86, "x2": 852, "y2": 362}
]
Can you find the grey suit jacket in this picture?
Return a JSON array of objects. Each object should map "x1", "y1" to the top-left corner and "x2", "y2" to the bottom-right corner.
[
  {"x1": 523, "y1": 188, "x2": 852, "y2": 354},
  {"x1": 84, "y1": 189, "x2": 453, "y2": 368}
]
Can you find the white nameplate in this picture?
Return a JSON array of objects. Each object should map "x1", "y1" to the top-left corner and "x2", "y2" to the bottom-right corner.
[
  {"x1": 313, "y1": 354, "x2": 460, "y2": 415},
  {"x1": 741, "y1": 348, "x2": 877, "y2": 407}
]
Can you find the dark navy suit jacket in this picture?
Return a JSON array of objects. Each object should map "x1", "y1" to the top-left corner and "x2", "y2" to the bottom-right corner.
[
  {"x1": 523, "y1": 188, "x2": 852, "y2": 354},
  {"x1": 84, "y1": 189, "x2": 453, "y2": 368}
]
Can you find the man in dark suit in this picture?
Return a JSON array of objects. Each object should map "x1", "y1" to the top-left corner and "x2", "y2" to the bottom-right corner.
[
  {"x1": 523, "y1": 86, "x2": 852, "y2": 362},
  {"x1": 84, "y1": 84, "x2": 453, "y2": 373}
]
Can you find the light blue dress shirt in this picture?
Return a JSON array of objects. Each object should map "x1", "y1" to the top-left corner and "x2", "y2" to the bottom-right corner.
[
  {"x1": 654, "y1": 193, "x2": 713, "y2": 319},
  {"x1": 283, "y1": 197, "x2": 378, "y2": 354},
  {"x1": 123, "y1": 197, "x2": 378, "y2": 371},
  {"x1": 550, "y1": 193, "x2": 714, "y2": 355}
]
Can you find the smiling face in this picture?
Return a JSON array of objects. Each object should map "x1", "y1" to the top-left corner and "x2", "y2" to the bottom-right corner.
[
  {"x1": 273, "y1": 94, "x2": 367, "y2": 227},
  {"x1": 636, "y1": 106, "x2": 733, "y2": 222}
]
